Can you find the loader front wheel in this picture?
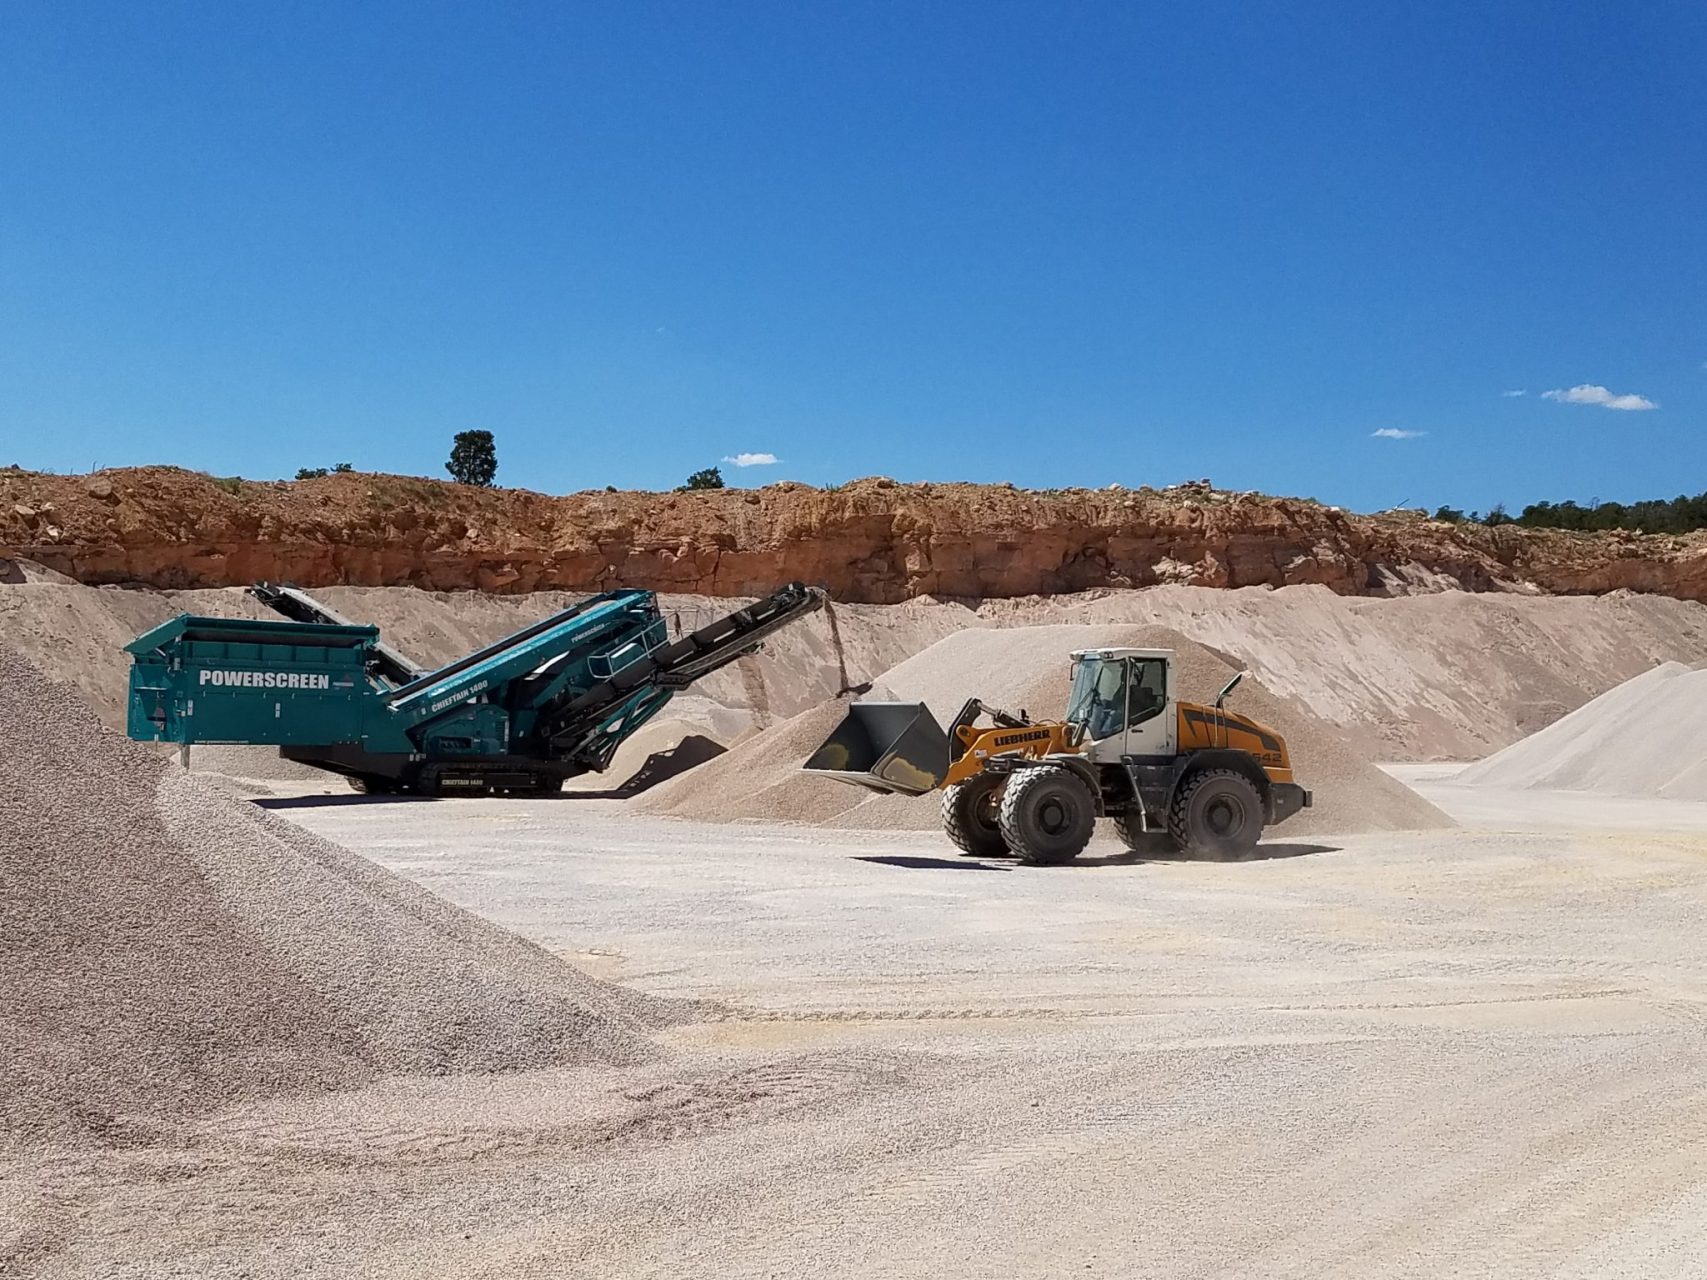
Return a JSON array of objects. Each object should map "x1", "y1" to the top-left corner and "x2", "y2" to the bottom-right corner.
[
  {"x1": 942, "y1": 773, "x2": 1008, "y2": 858},
  {"x1": 1112, "y1": 809, "x2": 1179, "y2": 856},
  {"x1": 999, "y1": 766, "x2": 1096, "y2": 866},
  {"x1": 1168, "y1": 769, "x2": 1263, "y2": 860}
]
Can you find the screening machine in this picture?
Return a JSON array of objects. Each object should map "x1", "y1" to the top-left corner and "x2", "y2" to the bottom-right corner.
[{"x1": 126, "y1": 582, "x2": 825, "y2": 795}]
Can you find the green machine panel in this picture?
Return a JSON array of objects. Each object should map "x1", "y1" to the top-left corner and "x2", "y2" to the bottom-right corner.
[{"x1": 126, "y1": 615, "x2": 380, "y2": 746}]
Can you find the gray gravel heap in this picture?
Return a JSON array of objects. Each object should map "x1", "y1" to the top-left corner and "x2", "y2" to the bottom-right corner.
[{"x1": 0, "y1": 645, "x2": 674, "y2": 1145}]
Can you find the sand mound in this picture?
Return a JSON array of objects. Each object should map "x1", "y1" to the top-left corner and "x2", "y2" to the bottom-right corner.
[
  {"x1": 645, "y1": 624, "x2": 1451, "y2": 837},
  {"x1": 189, "y1": 744, "x2": 333, "y2": 784},
  {"x1": 1457, "y1": 662, "x2": 1707, "y2": 799},
  {"x1": 633, "y1": 698, "x2": 873, "y2": 824},
  {"x1": 0, "y1": 646, "x2": 675, "y2": 1144},
  {"x1": 562, "y1": 716, "x2": 726, "y2": 796}
]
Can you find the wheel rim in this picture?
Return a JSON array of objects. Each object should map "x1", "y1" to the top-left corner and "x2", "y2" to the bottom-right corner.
[
  {"x1": 1038, "y1": 796, "x2": 1074, "y2": 836},
  {"x1": 975, "y1": 790, "x2": 1001, "y2": 832},
  {"x1": 1205, "y1": 795, "x2": 1246, "y2": 836}
]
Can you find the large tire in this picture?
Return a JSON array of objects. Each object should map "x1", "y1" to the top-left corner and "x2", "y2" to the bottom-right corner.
[
  {"x1": 1112, "y1": 809, "x2": 1180, "y2": 856},
  {"x1": 998, "y1": 766, "x2": 1097, "y2": 866},
  {"x1": 1168, "y1": 769, "x2": 1263, "y2": 860},
  {"x1": 942, "y1": 773, "x2": 1009, "y2": 858}
]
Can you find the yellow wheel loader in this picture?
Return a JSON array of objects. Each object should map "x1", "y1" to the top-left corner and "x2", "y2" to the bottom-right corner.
[{"x1": 803, "y1": 647, "x2": 1311, "y2": 865}]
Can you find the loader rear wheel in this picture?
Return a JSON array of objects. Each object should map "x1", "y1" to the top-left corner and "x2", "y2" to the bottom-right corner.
[
  {"x1": 998, "y1": 766, "x2": 1096, "y2": 866},
  {"x1": 942, "y1": 773, "x2": 1008, "y2": 858},
  {"x1": 1112, "y1": 809, "x2": 1179, "y2": 856},
  {"x1": 1168, "y1": 769, "x2": 1263, "y2": 860}
]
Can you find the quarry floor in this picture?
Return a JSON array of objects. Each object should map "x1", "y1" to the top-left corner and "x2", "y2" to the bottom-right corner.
[{"x1": 20, "y1": 782, "x2": 1707, "y2": 1278}]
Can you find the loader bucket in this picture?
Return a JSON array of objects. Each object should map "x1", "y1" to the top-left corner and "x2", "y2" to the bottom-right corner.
[{"x1": 802, "y1": 701, "x2": 949, "y2": 795}]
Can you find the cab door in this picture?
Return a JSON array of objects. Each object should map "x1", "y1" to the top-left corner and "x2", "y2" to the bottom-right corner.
[{"x1": 1119, "y1": 657, "x2": 1175, "y2": 760}]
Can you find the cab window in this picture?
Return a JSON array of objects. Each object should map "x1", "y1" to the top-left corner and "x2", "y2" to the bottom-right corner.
[{"x1": 1127, "y1": 658, "x2": 1167, "y2": 726}]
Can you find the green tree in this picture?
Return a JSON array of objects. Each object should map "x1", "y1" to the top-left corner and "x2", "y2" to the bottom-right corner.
[
  {"x1": 1432, "y1": 505, "x2": 1465, "y2": 523},
  {"x1": 680, "y1": 466, "x2": 725, "y2": 491},
  {"x1": 296, "y1": 462, "x2": 355, "y2": 480},
  {"x1": 1496, "y1": 489, "x2": 1707, "y2": 535},
  {"x1": 446, "y1": 431, "x2": 498, "y2": 487}
]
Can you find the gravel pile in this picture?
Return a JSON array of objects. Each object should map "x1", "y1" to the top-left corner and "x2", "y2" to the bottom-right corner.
[
  {"x1": 562, "y1": 716, "x2": 726, "y2": 796},
  {"x1": 644, "y1": 624, "x2": 1451, "y2": 836},
  {"x1": 1457, "y1": 661, "x2": 1707, "y2": 798},
  {"x1": 633, "y1": 697, "x2": 874, "y2": 823},
  {"x1": 188, "y1": 744, "x2": 332, "y2": 783},
  {"x1": 0, "y1": 645, "x2": 675, "y2": 1144}
]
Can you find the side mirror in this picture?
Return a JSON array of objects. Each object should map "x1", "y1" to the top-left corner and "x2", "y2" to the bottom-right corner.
[{"x1": 1214, "y1": 672, "x2": 1244, "y2": 708}]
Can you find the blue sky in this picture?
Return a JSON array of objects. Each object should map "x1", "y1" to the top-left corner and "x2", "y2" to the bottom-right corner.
[{"x1": 2, "y1": 1, "x2": 1703, "y2": 512}]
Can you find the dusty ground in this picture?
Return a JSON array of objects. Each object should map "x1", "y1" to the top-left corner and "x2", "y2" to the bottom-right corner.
[
  {"x1": 1390, "y1": 762, "x2": 1707, "y2": 834},
  {"x1": 14, "y1": 784, "x2": 1707, "y2": 1278}
]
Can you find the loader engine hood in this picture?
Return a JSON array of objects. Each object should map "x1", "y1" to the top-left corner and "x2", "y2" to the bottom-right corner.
[{"x1": 1175, "y1": 701, "x2": 1295, "y2": 779}]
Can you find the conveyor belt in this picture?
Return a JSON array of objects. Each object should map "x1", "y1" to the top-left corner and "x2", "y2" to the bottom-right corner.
[
  {"x1": 383, "y1": 590, "x2": 645, "y2": 703},
  {"x1": 541, "y1": 582, "x2": 826, "y2": 747},
  {"x1": 248, "y1": 583, "x2": 425, "y2": 685}
]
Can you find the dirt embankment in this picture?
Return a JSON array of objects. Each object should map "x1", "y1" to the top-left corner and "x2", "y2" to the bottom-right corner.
[{"x1": 4, "y1": 466, "x2": 1707, "y2": 604}]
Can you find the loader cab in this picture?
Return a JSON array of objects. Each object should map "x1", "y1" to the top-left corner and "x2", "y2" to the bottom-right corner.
[{"x1": 1065, "y1": 647, "x2": 1176, "y2": 763}]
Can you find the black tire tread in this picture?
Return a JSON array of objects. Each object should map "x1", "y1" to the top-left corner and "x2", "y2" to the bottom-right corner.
[
  {"x1": 941, "y1": 774, "x2": 1009, "y2": 857},
  {"x1": 1112, "y1": 808, "x2": 1179, "y2": 854},
  {"x1": 998, "y1": 765, "x2": 1097, "y2": 866},
  {"x1": 1167, "y1": 768, "x2": 1263, "y2": 859}
]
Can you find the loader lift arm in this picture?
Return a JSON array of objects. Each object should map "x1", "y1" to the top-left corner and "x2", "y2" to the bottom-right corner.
[{"x1": 944, "y1": 698, "x2": 1030, "y2": 760}]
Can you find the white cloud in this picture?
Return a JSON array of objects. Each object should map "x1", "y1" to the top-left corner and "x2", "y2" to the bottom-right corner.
[
  {"x1": 723, "y1": 452, "x2": 779, "y2": 467},
  {"x1": 1371, "y1": 428, "x2": 1426, "y2": 440},
  {"x1": 1502, "y1": 389, "x2": 1527, "y2": 397},
  {"x1": 1540, "y1": 384, "x2": 1658, "y2": 411}
]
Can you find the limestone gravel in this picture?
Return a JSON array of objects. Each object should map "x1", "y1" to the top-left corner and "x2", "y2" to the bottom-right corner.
[
  {"x1": 561, "y1": 715, "x2": 726, "y2": 795},
  {"x1": 0, "y1": 645, "x2": 675, "y2": 1145},
  {"x1": 187, "y1": 744, "x2": 332, "y2": 784},
  {"x1": 634, "y1": 697, "x2": 873, "y2": 824},
  {"x1": 1457, "y1": 661, "x2": 1707, "y2": 799}
]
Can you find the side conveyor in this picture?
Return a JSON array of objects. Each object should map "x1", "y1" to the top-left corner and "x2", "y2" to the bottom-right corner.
[
  {"x1": 541, "y1": 582, "x2": 826, "y2": 747},
  {"x1": 383, "y1": 589, "x2": 642, "y2": 704}
]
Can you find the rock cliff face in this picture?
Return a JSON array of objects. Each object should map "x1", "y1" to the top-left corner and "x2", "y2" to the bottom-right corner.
[{"x1": 3, "y1": 466, "x2": 1706, "y2": 604}]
